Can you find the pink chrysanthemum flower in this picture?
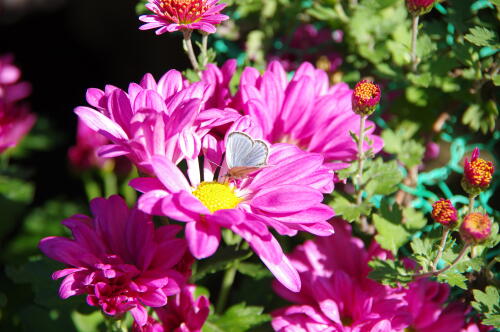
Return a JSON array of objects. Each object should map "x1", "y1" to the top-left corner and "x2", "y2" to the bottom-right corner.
[
  {"x1": 272, "y1": 219, "x2": 410, "y2": 331},
  {"x1": 206, "y1": 61, "x2": 383, "y2": 172},
  {"x1": 0, "y1": 54, "x2": 36, "y2": 153},
  {"x1": 68, "y1": 119, "x2": 109, "y2": 170},
  {"x1": 75, "y1": 69, "x2": 240, "y2": 174},
  {"x1": 139, "y1": 0, "x2": 229, "y2": 35},
  {"x1": 133, "y1": 285, "x2": 210, "y2": 332},
  {"x1": 131, "y1": 118, "x2": 335, "y2": 292},
  {"x1": 39, "y1": 195, "x2": 188, "y2": 326},
  {"x1": 403, "y1": 279, "x2": 468, "y2": 332}
]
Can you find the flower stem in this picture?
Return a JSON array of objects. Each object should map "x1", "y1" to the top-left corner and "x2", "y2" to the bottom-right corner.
[
  {"x1": 201, "y1": 33, "x2": 209, "y2": 68},
  {"x1": 412, "y1": 244, "x2": 470, "y2": 279},
  {"x1": 355, "y1": 115, "x2": 366, "y2": 205},
  {"x1": 431, "y1": 227, "x2": 449, "y2": 271},
  {"x1": 216, "y1": 264, "x2": 238, "y2": 314},
  {"x1": 468, "y1": 194, "x2": 475, "y2": 213},
  {"x1": 410, "y1": 15, "x2": 419, "y2": 72},
  {"x1": 182, "y1": 29, "x2": 200, "y2": 72}
]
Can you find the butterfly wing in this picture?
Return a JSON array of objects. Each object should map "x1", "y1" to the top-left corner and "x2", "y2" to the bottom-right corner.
[
  {"x1": 226, "y1": 132, "x2": 254, "y2": 168},
  {"x1": 239, "y1": 139, "x2": 269, "y2": 167}
]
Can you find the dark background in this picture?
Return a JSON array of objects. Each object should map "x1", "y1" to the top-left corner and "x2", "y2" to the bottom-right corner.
[{"x1": 0, "y1": 0, "x2": 188, "y2": 204}]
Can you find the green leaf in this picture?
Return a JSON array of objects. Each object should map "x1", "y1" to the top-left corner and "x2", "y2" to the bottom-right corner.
[
  {"x1": 362, "y1": 158, "x2": 403, "y2": 196},
  {"x1": 403, "y1": 207, "x2": 427, "y2": 231},
  {"x1": 236, "y1": 262, "x2": 272, "y2": 280},
  {"x1": 368, "y1": 259, "x2": 413, "y2": 287},
  {"x1": 203, "y1": 303, "x2": 271, "y2": 332},
  {"x1": 329, "y1": 192, "x2": 372, "y2": 223},
  {"x1": 471, "y1": 286, "x2": 500, "y2": 327},
  {"x1": 437, "y1": 271, "x2": 467, "y2": 289},
  {"x1": 464, "y1": 26, "x2": 499, "y2": 47},
  {"x1": 192, "y1": 246, "x2": 252, "y2": 281},
  {"x1": 373, "y1": 201, "x2": 409, "y2": 254}
]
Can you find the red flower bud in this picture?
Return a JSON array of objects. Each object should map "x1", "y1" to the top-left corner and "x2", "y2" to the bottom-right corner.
[
  {"x1": 406, "y1": 0, "x2": 435, "y2": 16},
  {"x1": 431, "y1": 199, "x2": 457, "y2": 227},
  {"x1": 460, "y1": 212, "x2": 492, "y2": 244},
  {"x1": 352, "y1": 80, "x2": 381, "y2": 116},
  {"x1": 462, "y1": 148, "x2": 494, "y2": 196}
]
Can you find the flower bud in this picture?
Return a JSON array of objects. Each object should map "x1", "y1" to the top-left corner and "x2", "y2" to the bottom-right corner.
[
  {"x1": 406, "y1": 0, "x2": 435, "y2": 16},
  {"x1": 460, "y1": 212, "x2": 492, "y2": 244},
  {"x1": 461, "y1": 148, "x2": 494, "y2": 196},
  {"x1": 352, "y1": 80, "x2": 381, "y2": 116},
  {"x1": 431, "y1": 199, "x2": 457, "y2": 227}
]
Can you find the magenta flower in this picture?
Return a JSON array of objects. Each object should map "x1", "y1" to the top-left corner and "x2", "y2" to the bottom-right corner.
[
  {"x1": 134, "y1": 285, "x2": 210, "y2": 332},
  {"x1": 68, "y1": 119, "x2": 109, "y2": 170},
  {"x1": 39, "y1": 195, "x2": 188, "y2": 326},
  {"x1": 403, "y1": 278, "x2": 468, "y2": 332},
  {"x1": 139, "y1": 0, "x2": 229, "y2": 35},
  {"x1": 130, "y1": 120, "x2": 335, "y2": 292},
  {"x1": 0, "y1": 54, "x2": 36, "y2": 153},
  {"x1": 75, "y1": 69, "x2": 239, "y2": 174},
  {"x1": 272, "y1": 219, "x2": 410, "y2": 331},
  {"x1": 223, "y1": 61, "x2": 383, "y2": 171}
]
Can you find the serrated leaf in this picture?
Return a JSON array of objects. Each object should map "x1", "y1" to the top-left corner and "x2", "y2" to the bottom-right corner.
[
  {"x1": 373, "y1": 203, "x2": 409, "y2": 254},
  {"x1": 329, "y1": 192, "x2": 372, "y2": 223},
  {"x1": 204, "y1": 303, "x2": 271, "y2": 332},
  {"x1": 437, "y1": 271, "x2": 467, "y2": 289},
  {"x1": 368, "y1": 259, "x2": 413, "y2": 287},
  {"x1": 464, "y1": 26, "x2": 498, "y2": 47},
  {"x1": 362, "y1": 158, "x2": 403, "y2": 196}
]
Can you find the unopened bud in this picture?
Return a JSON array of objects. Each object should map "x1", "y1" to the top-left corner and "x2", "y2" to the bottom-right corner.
[
  {"x1": 431, "y1": 199, "x2": 457, "y2": 227},
  {"x1": 352, "y1": 80, "x2": 381, "y2": 116}
]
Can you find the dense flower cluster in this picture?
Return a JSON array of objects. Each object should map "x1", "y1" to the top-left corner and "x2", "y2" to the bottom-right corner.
[
  {"x1": 139, "y1": 0, "x2": 229, "y2": 34},
  {"x1": 431, "y1": 198, "x2": 458, "y2": 227},
  {"x1": 0, "y1": 54, "x2": 35, "y2": 153},
  {"x1": 272, "y1": 219, "x2": 474, "y2": 332}
]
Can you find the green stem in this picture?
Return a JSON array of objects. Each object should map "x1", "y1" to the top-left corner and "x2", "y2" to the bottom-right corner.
[
  {"x1": 468, "y1": 194, "x2": 475, "y2": 213},
  {"x1": 182, "y1": 29, "x2": 200, "y2": 72},
  {"x1": 410, "y1": 15, "x2": 419, "y2": 72},
  {"x1": 216, "y1": 264, "x2": 238, "y2": 314},
  {"x1": 201, "y1": 33, "x2": 209, "y2": 68},
  {"x1": 82, "y1": 172, "x2": 102, "y2": 200},
  {"x1": 101, "y1": 165, "x2": 118, "y2": 197},
  {"x1": 412, "y1": 244, "x2": 470, "y2": 279},
  {"x1": 431, "y1": 227, "x2": 450, "y2": 271},
  {"x1": 355, "y1": 115, "x2": 366, "y2": 203}
]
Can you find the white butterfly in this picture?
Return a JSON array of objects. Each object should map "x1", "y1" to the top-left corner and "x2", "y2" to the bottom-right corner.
[{"x1": 225, "y1": 131, "x2": 270, "y2": 178}]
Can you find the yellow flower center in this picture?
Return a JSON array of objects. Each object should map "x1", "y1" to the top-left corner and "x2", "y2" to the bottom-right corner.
[
  {"x1": 464, "y1": 213, "x2": 489, "y2": 233},
  {"x1": 192, "y1": 181, "x2": 242, "y2": 213},
  {"x1": 354, "y1": 82, "x2": 379, "y2": 101}
]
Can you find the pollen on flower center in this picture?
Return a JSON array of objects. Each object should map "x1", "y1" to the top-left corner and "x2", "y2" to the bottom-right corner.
[
  {"x1": 158, "y1": 0, "x2": 208, "y2": 23},
  {"x1": 354, "y1": 81, "x2": 379, "y2": 102},
  {"x1": 469, "y1": 158, "x2": 493, "y2": 185},
  {"x1": 192, "y1": 181, "x2": 242, "y2": 213}
]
